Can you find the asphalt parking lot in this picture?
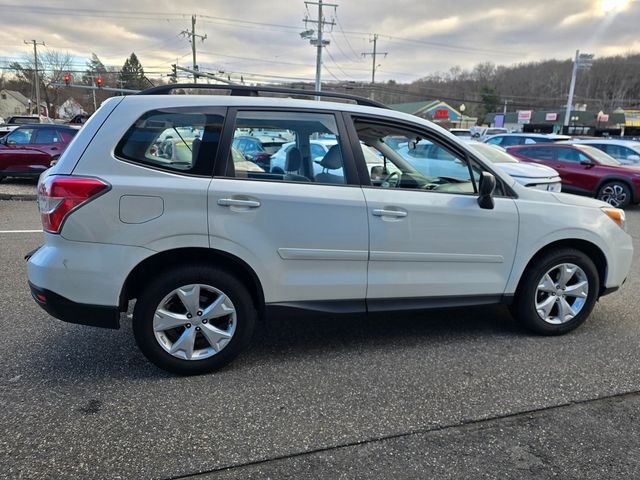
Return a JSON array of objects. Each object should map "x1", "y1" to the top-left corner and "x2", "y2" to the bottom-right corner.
[{"x1": 1, "y1": 198, "x2": 640, "y2": 479}]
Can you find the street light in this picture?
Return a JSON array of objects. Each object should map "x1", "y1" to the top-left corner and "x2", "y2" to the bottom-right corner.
[{"x1": 459, "y1": 104, "x2": 466, "y2": 128}]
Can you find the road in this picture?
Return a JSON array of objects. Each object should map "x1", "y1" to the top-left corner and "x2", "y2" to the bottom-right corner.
[{"x1": 1, "y1": 199, "x2": 639, "y2": 479}]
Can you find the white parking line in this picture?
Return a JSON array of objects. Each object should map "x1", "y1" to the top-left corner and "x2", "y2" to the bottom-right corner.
[{"x1": 0, "y1": 229, "x2": 43, "y2": 233}]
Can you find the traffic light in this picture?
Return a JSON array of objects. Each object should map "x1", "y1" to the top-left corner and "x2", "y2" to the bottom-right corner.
[
  {"x1": 63, "y1": 73, "x2": 72, "y2": 86},
  {"x1": 170, "y1": 64, "x2": 177, "y2": 83},
  {"x1": 95, "y1": 76, "x2": 104, "y2": 88}
]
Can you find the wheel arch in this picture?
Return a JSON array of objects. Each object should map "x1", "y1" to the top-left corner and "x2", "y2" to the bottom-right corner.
[
  {"x1": 515, "y1": 239, "x2": 608, "y2": 297},
  {"x1": 119, "y1": 247, "x2": 265, "y2": 317}
]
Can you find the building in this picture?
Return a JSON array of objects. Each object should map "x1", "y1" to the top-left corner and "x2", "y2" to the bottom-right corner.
[
  {"x1": 485, "y1": 109, "x2": 626, "y2": 136},
  {"x1": 390, "y1": 100, "x2": 476, "y2": 128},
  {"x1": 57, "y1": 97, "x2": 86, "y2": 120},
  {"x1": 0, "y1": 90, "x2": 30, "y2": 120}
]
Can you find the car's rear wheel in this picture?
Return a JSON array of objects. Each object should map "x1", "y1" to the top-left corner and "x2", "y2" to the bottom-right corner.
[
  {"x1": 597, "y1": 181, "x2": 631, "y2": 208},
  {"x1": 132, "y1": 265, "x2": 256, "y2": 375},
  {"x1": 512, "y1": 248, "x2": 599, "y2": 335}
]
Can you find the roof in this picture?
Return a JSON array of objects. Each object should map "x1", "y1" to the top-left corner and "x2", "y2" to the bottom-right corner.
[
  {"x1": 389, "y1": 100, "x2": 440, "y2": 115},
  {"x1": 1, "y1": 89, "x2": 30, "y2": 106}
]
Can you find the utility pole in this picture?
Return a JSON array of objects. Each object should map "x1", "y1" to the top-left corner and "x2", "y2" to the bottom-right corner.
[
  {"x1": 361, "y1": 34, "x2": 387, "y2": 84},
  {"x1": 24, "y1": 40, "x2": 45, "y2": 116},
  {"x1": 181, "y1": 15, "x2": 207, "y2": 83},
  {"x1": 563, "y1": 50, "x2": 593, "y2": 130},
  {"x1": 301, "y1": 0, "x2": 336, "y2": 94}
]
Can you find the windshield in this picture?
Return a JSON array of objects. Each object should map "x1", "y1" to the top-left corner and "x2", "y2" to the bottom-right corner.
[
  {"x1": 574, "y1": 144, "x2": 621, "y2": 166},
  {"x1": 469, "y1": 143, "x2": 519, "y2": 164}
]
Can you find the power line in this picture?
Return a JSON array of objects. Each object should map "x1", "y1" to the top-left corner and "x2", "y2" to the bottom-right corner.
[
  {"x1": 333, "y1": 10, "x2": 363, "y2": 62},
  {"x1": 324, "y1": 47, "x2": 351, "y2": 78}
]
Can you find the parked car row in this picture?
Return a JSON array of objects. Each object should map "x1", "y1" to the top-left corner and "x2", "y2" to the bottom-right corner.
[{"x1": 469, "y1": 132, "x2": 640, "y2": 208}]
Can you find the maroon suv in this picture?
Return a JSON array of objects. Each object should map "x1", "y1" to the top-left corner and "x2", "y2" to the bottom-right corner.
[
  {"x1": 507, "y1": 143, "x2": 640, "y2": 208},
  {"x1": 0, "y1": 124, "x2": 77, "y2": 181}
]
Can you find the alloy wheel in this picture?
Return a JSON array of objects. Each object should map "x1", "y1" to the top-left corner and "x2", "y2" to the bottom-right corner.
[
  {"x1": 152, "y1": 284, "x2": 237, "y2": 360},
  {"x1": 535, "y1": 263, "x2": 589, "y2": 325},
  {"x1": 598, "y1": 184, "x2": 627, "y2": 207}
]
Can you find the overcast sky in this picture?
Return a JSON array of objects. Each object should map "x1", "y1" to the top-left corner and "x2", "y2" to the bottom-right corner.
[{"x1": 0, "y1": 0, "x2": 638, "y2": 84}]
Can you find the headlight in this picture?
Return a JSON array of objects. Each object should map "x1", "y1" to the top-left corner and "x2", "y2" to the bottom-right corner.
[{"x1": 601, "y1": 207, "x2": 626, "y2": 230}]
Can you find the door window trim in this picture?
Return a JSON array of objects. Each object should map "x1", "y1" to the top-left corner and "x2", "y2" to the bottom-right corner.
[{"x1": 213, "y1": 107, "x2": 362, "y2": 186}]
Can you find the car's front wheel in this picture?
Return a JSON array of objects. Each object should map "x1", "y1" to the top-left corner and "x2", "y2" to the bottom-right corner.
[
  {"x1": 512, "y1": 248, "x2": 599, "y2": 335},
  {"x1": 132, "y1": 265, "x2": 256, "y2": 375},
  {"x1": 597, "y1": 181, "x2": 631, "y2": 208}
]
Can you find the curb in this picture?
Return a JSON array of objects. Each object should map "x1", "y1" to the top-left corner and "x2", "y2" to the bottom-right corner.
[{"x1": 0, "y1": 194, "x2": 37, "y2": 201}]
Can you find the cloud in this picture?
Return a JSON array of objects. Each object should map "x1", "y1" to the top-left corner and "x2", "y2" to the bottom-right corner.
[{"x1": 0, "y1": 0, "x2": 637, "y2": 84}]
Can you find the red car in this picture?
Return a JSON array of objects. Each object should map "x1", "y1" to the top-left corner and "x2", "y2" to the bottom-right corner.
[
  {"x1": 507, "y1": 143, "x2": 640, "y2": 208},
  {"x1": 0, "y1": 124, "x2": 77, "y2": 181}
]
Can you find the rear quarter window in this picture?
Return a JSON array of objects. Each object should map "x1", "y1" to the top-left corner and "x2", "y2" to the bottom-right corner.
[{"x1": 115, "y1": 108, "x2": 224, "y2": 176}]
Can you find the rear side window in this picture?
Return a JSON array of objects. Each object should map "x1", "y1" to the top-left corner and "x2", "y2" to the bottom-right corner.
[
  {"x1": 34, "y1": 129, "x2": 60, "y2": 144},
  {"x1": 517, "y1": 147, "x2": 556, "y2": 160},
  {"x1": 115, "y1": 108, "x2": 224, "y2": 176}
]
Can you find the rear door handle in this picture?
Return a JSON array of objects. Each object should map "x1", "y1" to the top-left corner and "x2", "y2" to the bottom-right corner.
[
  {"x1": 372, "y1": 208, "x2": 407, "y2": 218},
  {"x1": 218, "y1": 198, "x2": 261, "y2": 208}
]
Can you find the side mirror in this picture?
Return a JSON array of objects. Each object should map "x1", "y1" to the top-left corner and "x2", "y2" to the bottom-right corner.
[
  {"x1": 6, "y1": 139, "x2": 16, "y2": 145},
  {"x1": 627, "y1": 154, "x2": 640, "y2": 162},
  {"x1": 477, "y1": 172, "x2": 496, "y2": 210},
  {"x1": 580, "y1": 159, "x2": 595, "y2": 167}
]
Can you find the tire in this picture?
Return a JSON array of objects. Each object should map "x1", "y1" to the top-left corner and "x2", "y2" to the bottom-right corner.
[
  {"x1": 597, "y1": 181, "x2": 632, "y2": 208},
  {"x1": 132, "y1": 265, "x2": 256, "y2": 375},
  {"x1": 511, "y1": 248, "x2": 599, "y2": 335}
]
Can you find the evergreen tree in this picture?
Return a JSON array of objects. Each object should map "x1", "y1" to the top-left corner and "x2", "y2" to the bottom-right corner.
[
  {"x1": 83, "y1": 53, "x2": 107, "y2": 85},
  {"x1": 479, "y1": 85, "x2": 500, "y2": 123},
  {"x1": 118, "y1": 53, "x2": 147, "y2": 91}
]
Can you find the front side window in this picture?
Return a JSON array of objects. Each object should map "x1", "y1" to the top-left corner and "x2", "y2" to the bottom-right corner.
[
  {"x1": 116, "y1": 108, "x2": 223, "y2": 175},
  {"x1": 354, "y1": 119, "x2": 481, "y2": 195},
  {"x1": 223, "y1": 111, "x2": 347, "y2": 185}
]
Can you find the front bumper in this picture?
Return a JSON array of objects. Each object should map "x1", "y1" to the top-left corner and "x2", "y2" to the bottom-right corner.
[{"x1": 29, "y1": 282, "x2": 120, "y2": 329}]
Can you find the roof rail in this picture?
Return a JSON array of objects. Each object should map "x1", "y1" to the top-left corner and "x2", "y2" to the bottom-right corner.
[{"x1": 136, "y1": 83, "x2": 388, "y2": 109}]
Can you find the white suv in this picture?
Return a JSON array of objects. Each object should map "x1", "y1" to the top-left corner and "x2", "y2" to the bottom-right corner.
[{"x1": 28, "y1": 85, "x2": 633, "y2": 375}]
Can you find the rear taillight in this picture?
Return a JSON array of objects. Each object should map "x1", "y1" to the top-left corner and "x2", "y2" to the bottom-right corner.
[{"x1": 37, "y1": 175, "x2": 110, "y2": 234}]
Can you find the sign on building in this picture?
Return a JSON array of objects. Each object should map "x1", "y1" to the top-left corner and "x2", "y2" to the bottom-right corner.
[
  {"x1": 433, "y1": 109, "x2": 450, "y2": 120},
  {"x1": 518, "y1": 110, "x2": 532, "y2": 124}
]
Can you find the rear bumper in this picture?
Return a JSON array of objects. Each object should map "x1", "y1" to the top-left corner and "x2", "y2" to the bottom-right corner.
[{"x1": 29, "y1": 282, "x2": 120, "y2": 329}]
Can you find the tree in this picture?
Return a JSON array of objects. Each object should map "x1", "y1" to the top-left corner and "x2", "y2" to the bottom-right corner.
[
  {"x1": 83, "y1": 53, "x2": 107, "y2": 85},
  {"x1": 8, "y1": 49, "x2": 74, "y2": 116},
  {"x1": 479, "y1": 85, "x2": 499, "y2": 122},
  {"x1": 118, "y1": 53, "x2": 147, "y2": 91}
]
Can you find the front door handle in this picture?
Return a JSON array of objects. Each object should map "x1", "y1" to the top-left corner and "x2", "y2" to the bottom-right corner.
[
  {"x1": 218, "y1": 198, "x2": 261, "y2": 208},
  {"x1": 372, "y1": 208, "x2": 407, "y2": 218}
]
